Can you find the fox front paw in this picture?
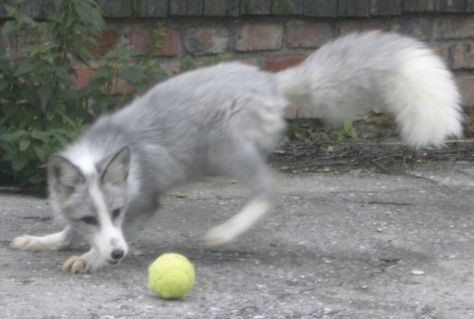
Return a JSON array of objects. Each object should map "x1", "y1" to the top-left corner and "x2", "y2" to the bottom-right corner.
[
  {"x1": 11, "y1": 229, "x2": 74, "y2": 252},
  {"x1": 63, "y1": 256, "x2": 94, "y2": 273},
  {"x1": 63, "y1": 249, "x2": 105, "y2": 273},
  {"x1": 11, "y1": 235, "x2": 54, "y2": 251}
]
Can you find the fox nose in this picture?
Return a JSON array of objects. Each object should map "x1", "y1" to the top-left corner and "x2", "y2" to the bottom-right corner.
[{"x1": 111, "y1": 249, "x2": 124, "y2": 260}]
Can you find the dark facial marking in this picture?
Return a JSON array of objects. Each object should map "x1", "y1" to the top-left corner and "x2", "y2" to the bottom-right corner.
[
  {"x1": 80, "y1": 216, "x2": 98, "y2": 225},
  {"x1": 112, "y1": 208, "x2": 121, "y2": 219}
]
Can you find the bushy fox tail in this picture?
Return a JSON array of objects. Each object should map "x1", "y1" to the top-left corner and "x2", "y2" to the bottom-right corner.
[{"x1": 277, "y1": 31, "x2": 463, "y2": 148}]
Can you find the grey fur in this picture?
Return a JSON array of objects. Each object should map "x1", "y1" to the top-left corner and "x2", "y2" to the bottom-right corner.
[{"x1": 12, "y1": 31, "x2": 463, "y2": 272}]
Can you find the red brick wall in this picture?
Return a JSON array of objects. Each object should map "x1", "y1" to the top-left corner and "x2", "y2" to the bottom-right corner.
[
  {"x1": 82, "y1": 16, "x2": 474, "y2": 113},
  {"x1": 2, "y1": 0, "x2": 474, "y2": 118}
]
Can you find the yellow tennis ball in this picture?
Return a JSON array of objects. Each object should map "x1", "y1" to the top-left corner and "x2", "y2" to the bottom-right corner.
[{"x1": 148, "y1": 253, "x2": 195, "y2": 299}]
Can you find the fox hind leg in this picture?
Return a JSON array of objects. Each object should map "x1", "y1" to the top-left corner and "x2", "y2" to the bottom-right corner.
[{"x1": 205, "y1": 145, "x2": 274, "y2": 247}]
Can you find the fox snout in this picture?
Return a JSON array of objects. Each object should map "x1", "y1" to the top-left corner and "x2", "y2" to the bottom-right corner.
[
  {"x1": 111, "y1": 249, "x2": 125, "y2": 261},
  {"x1": 92, "y1": 225, "x2": 128, "y2": 265}
]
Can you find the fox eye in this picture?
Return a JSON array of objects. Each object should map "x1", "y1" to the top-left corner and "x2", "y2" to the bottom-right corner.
[
  {"x1": 112, "y1": 208, "x2": 121, "y2": 219},
  {"x1": 81, "y1": 216, "x2": 98, "y2": 225}
]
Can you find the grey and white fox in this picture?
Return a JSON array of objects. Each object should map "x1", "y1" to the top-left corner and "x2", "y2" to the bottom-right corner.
[{"x1": 12, "y1": 31, "x2": 463, "y2": 273}]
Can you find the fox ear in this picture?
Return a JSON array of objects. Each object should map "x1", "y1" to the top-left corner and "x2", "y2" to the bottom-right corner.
[
  {"x1": 101, "y1": 147, "x2": 130, "y2": 186},
  {"x1": 47, "y1": 155, "x2": 85, "y2": 198}
]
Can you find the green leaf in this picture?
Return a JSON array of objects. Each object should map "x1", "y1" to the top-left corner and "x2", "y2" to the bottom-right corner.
[
  {"x1": 121, "y1": 66, "x2": 146, "y2": 84},
  {"x1": 14, "y1": 60, "x2": 36, "y2": 76},
  {"x1": 31, "y1": 130, "x2": 51, "y2": 143},
  {"x1": 1, "y1": 20, "x2": 19, "y2": 36},
  {"x1": 21, "y1": 87, "x2": 38, "y2": 107},
  {"x1": 0, "y1": 59, "x2": 11, "y2": 74},
  {"x1": 38, "y1": 86, "x2": 54, "y2": 112},
  {"x1": 0, "y1": 130, "x2": 26, "y2": 143},
  {"x1": 180, "y1": 56, "x2": 196, "y2": 72},
  {"x1": 208, "y1": 53, "x2": 233, "y2": 65},
  {"x1": 33, "y1": 145, "x2": 47, "y2": 161},
  {"x1": 54, "y1": 67, "x2": 73, "y2": 84},
  {"x1": 19, "y1": 138, "x2": 30, "y2": 151},
  {"x1": 11, "y1": 156, "x2": 28, "y2": 172},
  {"x1": 0, "y1": 80, "x2": 8, "y2": 92},
  {"x1": 92, "y1": 65, "x2": 112, "y2": 80},
  {"x1": 51, "y1": 133, "x2": 68, "y2": 145},
  {"x1": 0, "y1": 104, "x2": 17, "y2": 127},
  {"x1": 28, "y1": 175, "x2": 43, "y2": 184},
  {"x1": 4, "y1": 5, "x2": 20, "y2": 18},
  {"x1": 343, "y1": 120, "x2": 353, "y2": 132}
]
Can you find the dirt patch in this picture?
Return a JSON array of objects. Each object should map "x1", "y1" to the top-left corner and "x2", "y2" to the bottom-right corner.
[
  {"x1": 271, "y1": 117, "x2": 474, "y2": 174},
  {"x1": 270, "y1": 139, "x2": 474, "y2": 173}
]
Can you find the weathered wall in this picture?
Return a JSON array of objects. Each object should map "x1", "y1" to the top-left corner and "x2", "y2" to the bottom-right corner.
[{"x1": 2, "y1": 0, "x2": 474, "y2": 118}]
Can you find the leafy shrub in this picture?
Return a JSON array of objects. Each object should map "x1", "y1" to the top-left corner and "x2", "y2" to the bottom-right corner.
[
  {"x1": 337, "y1": 120, "x2": 358, "y2": 141},
  {"x1": 0, "y1": 0, "x2": 166, "y2": 193}
]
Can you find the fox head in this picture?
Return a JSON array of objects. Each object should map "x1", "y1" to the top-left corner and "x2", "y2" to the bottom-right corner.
[{"x1": 47, "y1": 147, "x2": 131, "y2": 265}]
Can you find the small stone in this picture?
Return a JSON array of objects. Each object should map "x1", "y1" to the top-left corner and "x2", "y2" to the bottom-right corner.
[{"x1": 323, "y1": 307, "x2": 334, "y2": 314}]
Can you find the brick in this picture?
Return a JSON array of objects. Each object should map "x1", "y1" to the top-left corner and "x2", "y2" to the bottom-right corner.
[
  {"x1": 184, "y1": 27, "x2": 231, "y2": 55},
  {"x1": 128, "y1": 28, "x2": 152, "y2": 53},
  {"x1": 370, "y1": 0, "x2": 402, "y2": 16},
  {"x1": 74, "y1": 64, "x2": 96, "y2": 90},
  {"x1": 170, "y1": 0, "x2": 203, "y2": 16},
  {"x1": 338, "y1": 19, "x2": 389, "y2": 35},
  {"x1": 391, "y1": 17, "x2": 434, "y2": 40},
  {"x1": 157, "y1": 27, "x2": 179, "y2": 56},
  {"x1": 431, "y1": 42, "x2": 452, "y2": 67},
  {"x1": 433, "y1": 16, "x2": 474, "y2": 39},
  {"x1": 402, "y1": 0, "x2": 435, "y2": 12},
  {"x1": 204, "y1": 0, "x2": 239, "y2": 16},
  {"x1": 240, "y1": 0, "x2": 271, "y2": 15},
  {"x1": 457, "y1": 75, "x2": 474, "y2": 106},
  {"x1": 109, "y1": 78, "x2": 134, "y2": 96},
  {"x1": 91, "y1": 29, "x2": 121, "y2": 56},
  {"x1": 286, "y1": 21, "x2": 333, "y2": 48},
  {"x1": 262, "y1": 55, "x2": 307, "y2": 72},
  {"x1": 434, "y1": 0, "x2": 465, "y2": 12},
  {"x1": 271, "y1": 0, "x2": 304, "y2": 15},
  {"x1": 128, "y1": 26, "x2": 179, "y2": 57},
  {"x1": 236, "y1": 24, "x2": 283, "y2": 51},
  {"x1": 74, "y1": 64, "x2": 134, "y2": 95},
  {"x1": 303, "y1": 0, "x2": 337, "y2": 17},
  {"x1": 136, "y1": 0, "x2": 168, "y2": 17},
  {"x1": 451, "y1": 42, "x2": 474, "y2": 69},
  {"x1": 97, "y1": 0, "x2": 134, "y2": 18},
  {"x1": 338, "y1": 0, "x2": 370, "y2": 17}
]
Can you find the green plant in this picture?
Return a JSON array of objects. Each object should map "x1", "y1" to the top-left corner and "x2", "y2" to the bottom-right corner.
[
  {"x1": 0, "y1": 0, "x2": 166, "y2": 193},
  {"x1": 179, "y1": 56, "x2": 197, "y2": 73},
  {"x1": 207, "y1": 53, "x2": 233, "y2": 65},
  {"x1": 337, "y1": 120, "x2": 358, "y2": 141},
  {"x1": 286, "y1": 119, "x2": 325, "y2": 143}
]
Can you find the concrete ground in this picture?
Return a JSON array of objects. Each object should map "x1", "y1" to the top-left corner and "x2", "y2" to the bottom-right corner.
[{"x1": 1, "y1": 161, "x2": 474, "y2": 319}]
